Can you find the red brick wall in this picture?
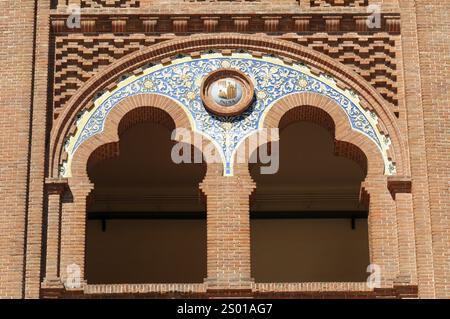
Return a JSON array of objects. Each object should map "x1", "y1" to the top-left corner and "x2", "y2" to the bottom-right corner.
[
  {"x1": 0, "y1": 0, "x2": 449, "y2": 299},
  {"x1": 24, "y1": 0, "x2": 52, "y2": 299},
  {"x1": 398, "y1": 0, "x2": 436, "y2": 298},
  {"x1": 415, "y1": 0, "x2": 450, "y2": 298},
  {"x1": 0, "y1": 0, "x2": 36, "y2": 298}
]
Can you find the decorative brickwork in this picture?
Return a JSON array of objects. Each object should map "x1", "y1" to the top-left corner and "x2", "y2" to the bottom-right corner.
[
  {"x1": 413, "y1": 0, "x2": 450, "y2": 298},
  {"x1": 53, "y1": 35, "x2": 162, "y2": 115},
  {"x1": 45, "y1": 38, "x2": 410, "y2": 295},
  {"x1": 1, "y1": 0, "x2": 449, "y2": 300},
  {"x1": 50, "y1": 33, "x2": 411, "y2": 298},
  {"x1": 293, "y1": 34, "x2": 399, "y2": 109},
  {"x1": 81, "y1": 0, "x2": 140, "y2": 8},
  {"x1": 310, "y1": 0, "x2": 367, "y2": 7},
  {"x1": 51, "y1": 35, "x2": 404, "y2": 182},
  {"x1": 117, "y1": 106, "x2": 176, "y2": 135},
  {"x1": 52, "y1": 33, "x2": 400, "y2": 116}
]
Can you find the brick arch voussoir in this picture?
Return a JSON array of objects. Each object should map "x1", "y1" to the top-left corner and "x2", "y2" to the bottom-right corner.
[
  {"x1": 51, "y1": 34, "x2": 407, "y2": 178},
  {"x1": 261, "y1": 92, "x2": 385, "y2": 179},
  {"x1": 69, "y1": 94, "x2": 207, "y2": 188}
]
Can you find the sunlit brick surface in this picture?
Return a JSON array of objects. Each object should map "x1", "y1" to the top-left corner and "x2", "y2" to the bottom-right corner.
[{"x1": 0, "y1": 0, "x2": 448, "y2": 299}]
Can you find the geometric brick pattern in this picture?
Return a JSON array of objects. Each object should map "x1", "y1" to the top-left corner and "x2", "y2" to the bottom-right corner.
[
  {"x1": 53, "y1": 36, "x2": 161, "y2": 115},
  {"x1": 310, "y1": 0, "x2": 367, "y2": 6},
  {"x1": 81, "y1": 0, "x2": 140, "y2": 8},
  {"x1": 49, "y1": 34, "x2": 407, "y2": 183},
  {"x1": 53, "y1": 33, "x2": 399, "y2": 115},
  {"x1": 294, "y1": 35, "x2": 398, "y2": 108}
]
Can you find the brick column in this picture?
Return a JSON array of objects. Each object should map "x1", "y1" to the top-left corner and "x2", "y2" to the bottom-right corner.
[
  {"x1": 42, "y1": 178, "x2": 68, "y2": 289},
  {"x1": 398, "y1": 0, "x2": 437, "y2": 299},
  {"x1": 414, "y1": 0, "x2": 450, "y2": 299},
  {"x1": 362, "y1": 177, "x2": 400, "y2": 287},
  {"x1": 388, "y1": 177, "x2": 417, "y2": 286},
  {"x1": 59, "y1": 179, "x2": 93, "y2": 290},
  {"x1": 200, "y1": 164, "x2": 255, "y2": 290}
]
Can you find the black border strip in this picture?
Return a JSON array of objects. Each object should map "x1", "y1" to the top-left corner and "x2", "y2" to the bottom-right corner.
[{"x1": 88, "y1": 211, "x2": 368, "y2": 220}]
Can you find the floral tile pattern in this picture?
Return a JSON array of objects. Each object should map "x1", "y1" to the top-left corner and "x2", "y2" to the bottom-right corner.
[{"x1": 66, "y1": 53, "x2": 389, "y2": 176}]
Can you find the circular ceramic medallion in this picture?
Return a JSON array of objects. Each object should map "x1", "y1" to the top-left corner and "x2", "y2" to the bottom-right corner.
[{"x1": 201, "y1": 69, "x2": 254, "y2": 116}]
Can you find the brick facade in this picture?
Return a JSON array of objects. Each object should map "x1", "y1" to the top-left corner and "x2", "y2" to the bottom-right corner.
[{"x1": 0, "y1": 0, "x2": 448, "y2": 298}]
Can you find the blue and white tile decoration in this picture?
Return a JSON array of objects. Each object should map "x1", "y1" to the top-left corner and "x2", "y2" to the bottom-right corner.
[{"x1": 62, "y1": 53, "x2": 395, "y2": 177}]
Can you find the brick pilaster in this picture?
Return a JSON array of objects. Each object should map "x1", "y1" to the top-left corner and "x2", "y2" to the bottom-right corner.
[
  {"x1": 200, "y1": 164, "x2": 255, "y2": 290},
  {"x1": 59, "y1": 180, "x2": 93, "y2": 289},
  {"x1": 42, "y1": 178, "x2": 68, "y2": 289},
  {"x1": 415, "y1": 0, "x2": 450, "y2": 298},
  {"x1": 398, "y1": 0, "x2": 436, "y2": 298},
  {"x1": 362, "y1": 177, "x2": 399, "y2": 287},
  {"x1": 388, "y1": 177, "x2": 417, "y2": 286}
]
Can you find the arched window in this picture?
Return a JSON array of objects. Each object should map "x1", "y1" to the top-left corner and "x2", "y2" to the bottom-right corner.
[
  {"x1": 85, "y1": 107, "x2": 207, "y2": 284},
  {"x1": 250, "y1": 106, "x2": 370, "y2": 282}
]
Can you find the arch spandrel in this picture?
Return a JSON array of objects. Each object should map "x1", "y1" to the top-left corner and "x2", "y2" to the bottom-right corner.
[
  {"x1": 259, "y1": 93, "x2": 385, "y2": 178},
  {"x1": 50, "y1": 35, "x2": 407, "y2": 180},
  {"x1": 61, "y1": 53, "x2": 397, "y2": 178}
]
